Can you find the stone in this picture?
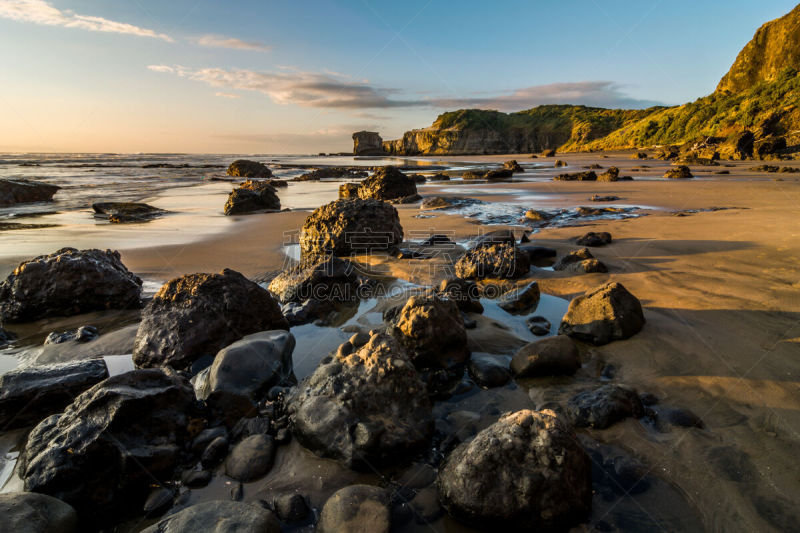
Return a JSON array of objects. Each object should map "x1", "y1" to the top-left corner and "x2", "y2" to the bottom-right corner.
[
  {"x1": 338, "y1": 182, "x2": 360, "y2": 198},
  {"x1": 0, "y1": 248, "x2": 142, "y2": 323},
  {"x1": 511, "y1": 335, "x2": 580, "y2": 377},
  {"x1": 497, "y1": 281, "x2": 540, "y2": 314},
  {"x1": 227, "y1": 159, "x2": 273, "y2": 179},
  {"x1": 590, "y1": 194, "x2": 620, "y2": 202},
  {"x1": 526, "y1": 315, "x2": 551, "y2": 335},
  {"x1": 268, "y1": 256, "x2": 359, "y2": 304},
  {"x1": 92, "y1": 202, "x2": 165, "y2": 223},
  {"x1": 567, "y1": 385, "x2": 644, "y2": 428},
  {"x1": 754, "y1": 136, "x2": 787, "y2": 158},
  {"x1": 318, "y1": 485, "x2": 391, "y2": 533},
  {"x1": 295, "y1": 167, "x2": 367, "y2": 181},
  {"x1": 230, "y1": 416, "x2": 272, "y2": 441},
  {"x1": 437, "y1": 409, "x2": 591, "y2": 530},
  {"x1": 388, "y1": 294, "x2": 469, "y2": 368},
  {"x1": 576, "y1": 231, "x2": 612, "y2": 246},
  {"x1": 44, "y1": 325, "x2": 98, "y2": 344},
  {"x1": 597, "y1": 167, "x2": 620, "y2": 182},
  {"x1": 143, "y1": 487, "x2": 174, "y2": 517},
  {"x1": 435, "y1": 277, "x2": 483, "y2": 313},
  {"x1": 299, "y1": 198, "x2": 403, "y2": 259},
  {"x1": 141, "y1": 501, "x2": 280, "y2": 533},
  {"x1": 201, "y1": 436, "x2": 229, "y2": 468},
  {"x1": 455, "y1": 244, "x2": 530, "y2": 280},
  {"x1": 472, "y1": 228, "x2": 517, "y2": 249},
  {"x1": 286, "y1": 333, "x2": 433, "y2": 469},
  {"x1": 0, "y1": 492, "x2": 78, "y2": 533},
  {"x1": 631, "y1": 151, "x2": 648, "y2": 159},
  {"x1": 0, "y1": 359, "x2": 109, "y2": 430},
  {"x1": 554, "y1": 159, "x2": 567, "y2": 167},
  {"x1": 559, "y1": 281, "x2": 645, "y2": 345},
  {"x1": 19, "y1": 369, "x2": 196, "y2": 526},
  {"x1": 0, "y1": 178, "x2": 60, "y2": 206},
  {"x1": 553, "y1": 171, "x2": 597, "y2": 181},
  {"x1": 274, "y1": 493, "x2": 310, "y2": 523},
  {"x1": 542, "y1": 149, "x2": 556, "y2": 157},
  {"x1": 664, "y1": 165, "x2": 693, "y2": 179},
  {"x1": 653, "y1": 406, "x2": 705, "y2": 431},
  {"x1": 484, "y1": 168, "x2": 514, "y2": 179},
  {"x1": 181, "y1": 469, "x2": 212, "y2": 488},
  {"x1": 524, "y1": 209, "x2": 554, "y2": 222},
  {"x1": 409, "y1": 487, "x2": 444, "y2": 523},
  {"x1": 357, "y1": 166, "x2": 417, "y2": 202},
  {"x1": 552, "y1": 248, "x2": 608, "y2": 274},
  {"x1": 467, "y1": 353, "x2": 511, "y2": 388},
  {"x1": 133, "y1": 269, "x2": 288, "y2": 370},
  {"x1": 352, "y1": 131, "x2": 385, "y2": 155},
  {"x1": 225, "y1": 434, "x2": 276, "y2": 482},
  {"x1": 191, "y1": 426, "x2": 228, "y2": 454},
  {"x1": 420, "y1": 196, "x2": 479, "y2": 209},
  {"x1": 518, "y1": 244, "x2": 557, "y2": 261},
  {"x1": 224, "y1": 183, "x2": 280, "y2": 215}
]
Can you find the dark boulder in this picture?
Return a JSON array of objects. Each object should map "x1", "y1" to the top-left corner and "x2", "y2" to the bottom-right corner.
[
  {"x1": 338, "y1": 182, "x2": 360, "y2": 199},
  {"x1": 554, "y1": 171, "x2": 597, "y2": 181},
  {"x1": 226, "y1": 159, "x2": 273, "y2": 179},
  {"x1": 554, "y1": 159, "x2": 567, "y2": 167},
  {"x1": 0, "y1": 179, "x2": 60, "y2": 206},
  {"x1": 590, "y1": 194, "x2": 620, "y2": 202},
  {"x1": 754, "y1": 136, "x2": 786, "y2": 159},
  {"x1": 299, "y1": 198, "x2": 403, "y2": 259},
  {"x1": 295, "y1": 167, "x2": 367, "y2": 181},
  {"x1": 511, "y1": 335, "x2": 579, "y2": 377},
  {"x1": 664, "y1": 165, "x2": 693, "y2": 179},
  {"x1": 497, "y1": 281, "x2": 540, "y2": 314},
  {"x1": 420, "y1": 196, "x2": 479, "y2": 209},
  {"x1": 518, "y1": 244, "x2": 557, "y2": 261},
  {"x1": 225, "y1": 434, "x2": 276, "y2": 482},
  {"x1": 567, "y1": 385, "x2": 644, "y2": 428},
  {"x1": 224, "y1": 183, "x2": 280, "y2": 215},
  {"x1": 541, "y1": 149, "x2": 556, "y2": 157},
  {"x1": 92, "y1": 202, "x2": 165, "y2": 223},
  {"x1": 484, "y1": 168, "x2": 514, "y2": 179},
  {"x1": 318, "y1": 485, "x2": 391, "y2": 533},
  {"x1": 503, "y1": 160, "x2": 524, "y2": 172},
  {"x1": 274, "y1": 493, "x2": 310, "y2": 523},
  {"x1": 286, "y1": 333, "x2": 433, "y2": 469},
  {"x1": 132, "y1": 269, "x2": 288, "y2": 370},
  {"x1": 559, "y1": 281, "x2": 645, "y2": 345},
  {"x1": 437, "y1": 409, "x2": 591, "y2": 530},
  {"x1": 467, "y1": 353, "x2": 511, "y2": 388},
  {"x1": 44, "y1": 325, "x2": 98, "y2": 344},
  {"x1": 553, "y1": 247, "x2": 608, "y2": 273},
  {"x1": 141, "y1": 501, "x2": 280, "y2": 533},
  {"x1": 268, "y1": 256, "x2": 360, "y2": 304},
  {"x1": 455, "y1": 243, "x2": 530, "y2": 280},
  {"x1": 0, "y1": 492, "x2": 78, "y2": 533},
  {"x1": 597, "y1": 167, "x2": 620, "y2": 182},
  {"x1": 19, "y1": 369, "x2": 196, "y2": 526},
  {"x1": 576, "y1": 231, "x2": 612, "y2": 247},
  {"x1": 435, "y1": 277, "x2": 483, "y2": 313},
  {"x1": 526, "y1": 316, "x2": 551, "y2": 336},
  {"x1": 0, "y1": 359, "x2": 109, "y2": 430},
  {"x1": 0, "y1": 248, "x2": 142, "y2": 323},
  {"x1": 357, "y1": 166, "x2": 418, "y2": 202}
]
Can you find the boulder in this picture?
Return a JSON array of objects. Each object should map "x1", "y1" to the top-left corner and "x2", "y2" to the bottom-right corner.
[
  {"x1": 420, "y1": 196, "x2": 480, "y2": 209},
  {"x1": 541, "y1": 149, "x2": 556, "y2": 157},
  {"x1": 357, "y1": 166, "x2": 418, "y2": 202},
  {"x1": 268, "y1": 255, "x2": 359, "y2": 304},
  {"x1": 286, "y1": 333, "x2": 433, "y2": 469},
  {"x1": 526, "y1": 315, "x2": 551, "y2": 336},
  {"x1": 318, "y1": 485, "x2": 391, "y2": 533},
  {"x1": 497, "y1": 281, "x2": 540, "y2": 314},
  {"x1": 554, "y1": 159, "x2": 567, "y2": 167},
  {"x1": 0, "y1": 359, "x2": 109, "y2": 430},
  {"x1": 435, "y1": 277, "x2": 483, "y2": 313},
  {"x1": 484, "y1": 168, "x2": 514, "y2": 179},
  {"x1": 133, "y1": 269, "x2": 288, "y2": 370},
  {"x1": 299, "y1": 198, "x2": 403, "y2": 259},
  {"x1": 0, "y1": 179, "x2": 60, "y2": 206},
  {"x1": 388, "y1": 294, "x2": 469, "y2": 368},
  {"x1": 19, "y1": 369, "x2": 195, "y2": 526},
  {"x1": 502, "y1": 160, "x2": 524, "y2": 172},
  {"x1": 92, "y1": 202, "x2": 165, "y2": 223},
  {"x1": 567, "y1": 385, "x2": 644, "y2": 428},
  {"x1": 597, "y1": 166, "x2": 620, "y2": 182},
  {"x1": 518, "y1": 244, "x2": 557, "y2": 261},
  {"x1": 141, "y1": 501, "x2": 280, "y2": 533},
  {"x1": 719, "y1": 130, "x2": 755, "y2": 160},
  {"x1": 467, "y1": 353, "x2": 511, "y2": 388},
  {"x1": 472, "y1": 228, "x2": 517, "y2": 249},
  {"x1": 338, "y1": 182, "x2": 360, "y2": 199},
  {"x1": 559, "y1": 281, "x2": 645, "y2": 345},
  {"x1": 200, "y1": 330, "x2": 295, "y2": 401},
  {"x1": 352, "y1": 131, "x2": 385, "y2": 156},
  {"x1": 295, "y1": 167, "x2": 367, "y2": 181},
  {"x1": 44, "y1": 325, "x2": 98, "y2": 344},
  {"x1": 524, "y1": 209, "x2": 554, "y2": 222},
  {"x1": 0, "y1": 248, "x2": 142, "y2": 323},
  {"x1": 455, "y1": 244, "x2": 530, "y2": 280},
  {"x1": 664, "y1": 165, "x2": 693, "y2": 179},
  {"x1": 631, "y1": 151, "x2": 648, "y2": 159},
  {"x1": 224, "y1": 183, "x2": 280, "y2": 215},
  {"x1": 437, "y1": 409, "x2": 591, "y2": 530},
  {"x1": 590, "y1": 194, "x2": 620, "y2": 202},
  {"x1": 576, "y1": 231, "x2": 612, "y2": 246},
  {"x1": 553, "y1": 171, "x2": 597, "y2": 181},
  {"x1": 273, "y1": 493, "x2": 310, "y2": 523},
  {"x1": 552, "y1": 247, "x2": 608, "y2": 274},
  {"x1": 225, "y1": 434, "x2": 276, "y2": 482},
  {"x1": 0, "y1": 492, "x2": 78, "y2": 533},
  {"x1": 511, "y1": 335, "x2": 580, "y2": 377},
  {"x1": 226, "y1": 159, "x2": 272, "y2": 179}
]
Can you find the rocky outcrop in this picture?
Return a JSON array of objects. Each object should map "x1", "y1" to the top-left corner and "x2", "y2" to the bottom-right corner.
[
  {"x1": 295, "y1": 167, "x2": 368, "y2": 181},
  {"x1": 664, "y1": 165, "x2": 694, "y2": 179},
  {"x1": 554, "y1": 170, "x2": 597, "y2": 181},
  {"x1": 141, "y1": 501, "x2": 280, "y2": 533},
  {"x1": 435, "y1": 277, "x2": 483, "y2": 313},
  {"x1": 224, "y1": 181, "x2": 280, "y2": 215},
  {"x1": 0, "y1": 492, "x2": 78, "y2": 533},
  {"x1": 0, "y1": 179, "x2": 60, "y2": 206},
  {"x1": 268, "y1": 255, "x2": 360, "y2": 303},
  {"x1": 133, "y1": 269, "x2": 288, "y2": 370},
  {"x1": 0, "y1": 359, "x2": 109, "y2": 429},
  {"x1": 559, "y1": 281, "x2": 645, "y2": 345},
  {"x1": 286, "y1": 332, "x2": 433, "y2": 469},
  {"x1": 567, "y1": 385, "x2": 644, "y2": 428},
  {"x1": 0, "y1": 248, "x2": 142, "y2": 323},
  {"x1": 455, "y1": 243, "x2": 530, "y2": 280},
  {"x1": 576, "y1": 231, "x2": 612, "y2": 246},
  {"x1": 552, "y1": 247, "x2": 608, "y2": 273},
  {"x1": 299, "y1": 198, "x2": 403, "y2": 259},
  {"x1": 437, "y1": 409, "x2": 591, "y2": 530},
  {"x1": 19, "y1": 369, "x2": 196, "y2": 526},
  {"x1": 352, "y1": 131, "x2": 386, "y2": 155},
  {"x1": 92, "y1": 202, "x2": 165, "y2": 223},
  {"x1": 503, "y1": 159, "x2": 524, "y2": 172},
  {"x1": 357, "y1": 166, "x2": 418, "y2": 203},
  {"x1": 226, "y1": 159, "x2": 272, "y2": 179},
  {"x1": 597, "y1": 166, "x2": 620, "y2": 181},
  {"x1": 338, "y1": 182, "x2": 360, "y2": 198}
]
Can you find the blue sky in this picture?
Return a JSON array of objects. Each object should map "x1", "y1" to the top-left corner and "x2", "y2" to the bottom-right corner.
[{"x1": 1, "y1": 0, "x2": 797, "y2": 153}]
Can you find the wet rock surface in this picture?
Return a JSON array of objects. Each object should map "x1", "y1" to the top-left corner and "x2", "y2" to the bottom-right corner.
[
  {"x1": 467, "y1": 353, "x2": 511, "y2": 387},
  {"x1": 133, "y1": 268, "x2": 288, "y2": 370},
  {"x1": 224, "y1": 182, "x2": 280, "y2": 215},
  {"x1": 0, "y1": 248, "x2": 142, "y2": 323},
  {"x1": 92, "y1": 202, "x2": 165, "y2": 223},
  {"x1": 497, "y1": 281, "x2": 540, "y2": 313},
  {"x1": 455, "y1": 243, "x2": 530, "y2": 280},
  {"x1": 357, "y1": 166, "x2": 418, "y2": 203},
  {"x1": 141, "y1": 501, "x2": 280, "y2": 533},
  {"x1": 268, "y1": 255, "x2": 360, "y2": 304},
  {"x1": 434, "y1": 277, "x2": 483, "y2": 313},
  {"x1": 554, "y1": 170, "x2": 597, "y2": 181},
  {"x1": 0, "y1": 492, "x2": 78, "y2": 533},
  {"x1": 559, "y1": 281, "x2": 645, "y2": 345},
  {"x1": 511, "y1": 335, "x2": 580, "y2": 377},
  {"x1": 664, "y1": 165, "x2": 694, "y2": 179},
  {"x1": 225, "y1": 434, "x2": 276, "y2": 481},
  {"x1": 577, "y1": 231, "x2": 612, "y2": 247},
  {"x1": 226, "y1": 159, "x2": 273, "y2": 179},
  {"x1": 567, "y1": 385, "x2": 644, "y2": 428},
  {"x1": 553, "y1": 247, "x2": 608, "y2": 273},
  {"x1": 318, "y1": 485, "x2": 391, "y2": 533},
  {"x1": 0, "y1": 178, "x2": 60, "y2": 206}
]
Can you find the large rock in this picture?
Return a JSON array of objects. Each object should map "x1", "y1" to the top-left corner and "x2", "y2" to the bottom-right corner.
[
  {"x1": 352, "y1": 131, "x2": 385, "y2": 155},
  {"x1": 92, "y1": 202, "x2": 165, "y2": 223},
  {"x1": 286, "y1": 333, "x2": 433, "y2": 469},
  {"x1": 559, "y1": 282, "x2": 645, "y2": 345},
  {"x1": 435, "y1": 277, "x2": 483, "y2": 313},
  {"x1": 0, "y1": 492, "x2": 78, "y2": 533},
  {"x1": 200, "y1": 330, "x2": 295, "y2": 401},
  {"x1": 268, "y1": 255, "x2": 360, "y2": 303},
  {"x1": 510, "y1": 335, "x2": 580, "y2": 377},
  {"x1": 226, "y1": 159, "x2": 272, "y2": 179},
  {"x1": 299, "y1": 198, "x2": 403, "y2": 259},
  {"x1": 357, "y1": 166, "x2": 418, "y2": 203},
  {"x1": 497, "y1": 281, "x2": 540, "y2": 313},
  {"x1": 225, "y1": 434, "x2": 276, "y2": 482},
  {"x1": 597, "y1": 166, "x2": 620, "y2": 181},
  {"x1": 0, "y1": 248, "x2": 142, "y2": 323},
  {"x1": 133, "y1": 269, "x2": 288, "y2": 370},
  {"x1": 141, "y1": 501, "x2": 280, "y2": 533},
  {"x1": 0, "y1": 359, "x2": 109, "y2": 429},
  {"x1": 437, "y1": 409, "x2": 591, "y2": 530},
  {"x1": 567, "y1": 385, "x2": 644, "y2": 428},
  {"x1": 19, "y1": 369, "x2": 195, "y2": 526},
  {"x1": 388, "y1": 294, "x2": 469, "y2": 368},
  {"x1": 664, "y1": 165, "x2": 693, "y2": 179},
  {"x1": 455, "y1": 243, "x2": 530, "y2": 280},
  {"x1": 0, "y1": 178, "x2": 60, "y2": 206},
  {"x1": 318, "y1": 485, "x2": 391, "y2": 533},
  {"x1": 576, "y1": 231, "x2": 612, "y2": 247},
  {"x1": 552, "y1": 247, "x2": 608, "y2": 274},
  {"x1": 553, "y1": 171, "x2": 597, "y2": 181},
  {"x1": 224, "y1": 182, "x2": 280, "y2": 215}
]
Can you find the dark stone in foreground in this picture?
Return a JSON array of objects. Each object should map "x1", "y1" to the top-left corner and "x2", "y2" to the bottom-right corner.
[
  {"x1": 497, "y1": 281, "x2": 540, "y2": 313},
  {"x1": 576, "y1": 231, "x2": 612, "y2": 247},
  {"x1": 268, "y1": 256, "x2": 360, "y2": 304},
  {"x1": 19, "y1": 369, "x2": 195, "y2": 526},
  {"x1": 226, "y1": 159, "x2": 273, "y2": 179},
  {"x1": 224, "y1": 181, "x2": 280, "y2": 215},
  {"x1": 0, "y1": 248, "x2": 142, "y2": 323},
  {"x1": 133, "y1": 268, "x2": 288, "y2": 370},
  {"x1": 92, "y1": 202, "x2": 165, "y2": 223},
  {"x1": 44, "y1": 325, "x2": 98, "y2": 345},
  {"x1": 567, "y1": 385, "x2": 644, "y2": 428},
  {"x1": 467, "y1": 353, "x2": 511, "y2": 387},
  {"x1": 225, "y1": 434, "x2": 276, "y2": 482},
  {"x1": 511, "y1": 335, "x2": 579, "y2": 377},
  {"x1": 0, "y1": 178, "x2": 60, "y2": 206},
  {"x1": 318, "y1": 485, "x2": 391, "y2": 533},
  {"x1": 553, "y1": 247, "x2": 608, "y2": 274},
  {"x1": 664, "y1": 165, "x2": 693, "y2": 179},
  {"x1": 357, "y1": 166, "x2": 418, "y2": 203},
  {"x1": 0, "y1": 359, "x2": 109, "y2": 430},
  {"x1": 0, "y1": 492, "x2": 78, "y2": 533},
  {"x1": 455, "y1": 243, "x2": 530, "y2": 280},
  {"x1": 141, "y1": 501, "x2": 280, "y2": 533},
  {"x1": 554, "y1": 170, "x2": 597, "y2": 181},
  {"x1": 559, "y1": 281, "x2": 645, "y2": 345},
  {"x1": 437, "y1": 409, "x2": 591, "y2": 530}
]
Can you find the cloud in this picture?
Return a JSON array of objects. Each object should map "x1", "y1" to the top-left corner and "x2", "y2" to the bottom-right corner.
[
  {"x1": 214, "y1": 92, "x2": 241, "y2": 99},
  {"x1": 0, "y1": 0, "x2": 173, "y2": 41},
  {"x1": 147, "y1": 64, "x2": 175, "y2": 73},
  {"x1": 194, "y1": 34, "x2": 271, "y2": 52},
  {"x1": 431, "y1": 81, "x2": 663, "y2": 110}
]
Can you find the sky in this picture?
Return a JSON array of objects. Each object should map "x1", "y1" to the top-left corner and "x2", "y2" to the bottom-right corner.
[{"x1": 0, "y1": 0, "x2": 797, "y2": 154}]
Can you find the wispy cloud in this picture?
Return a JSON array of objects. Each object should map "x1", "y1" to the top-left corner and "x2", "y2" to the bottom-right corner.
[
  {"x1": 194, "y1": 34, "x2": 271, "y2": 52},
  {"x1": 214, "y1": 92, "x2": 241, "y2": 99},
  {"x1": 0, "y1": 0, "x2": 173, "y2": 41}
]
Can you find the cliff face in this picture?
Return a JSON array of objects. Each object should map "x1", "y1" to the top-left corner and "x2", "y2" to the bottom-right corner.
[
  {"x1": 352, "y1": 131, "x2": 385, "y2": 155},
  {"x1": 717, "y1": 5, "x2": 800, "y2": 94}
]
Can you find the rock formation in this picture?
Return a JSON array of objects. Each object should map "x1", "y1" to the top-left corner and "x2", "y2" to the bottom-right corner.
[{"x1": 352, "y1": 131, "x2": 386, "y2": 155}]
